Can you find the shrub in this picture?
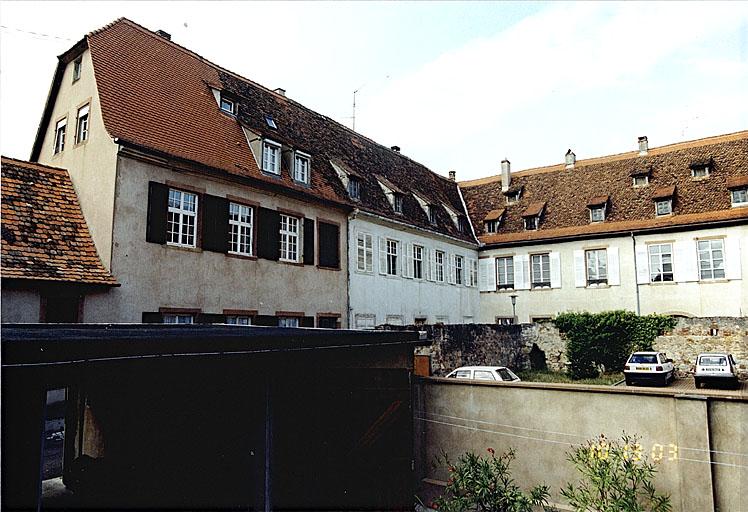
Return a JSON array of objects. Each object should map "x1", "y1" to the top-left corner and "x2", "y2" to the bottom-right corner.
[
  {"x1": 554, "y1": 311, "x2": 676, "y2": 379},
  {"x1": 562, "y1": 433, "x2": 672, "y2": 512},
  {"x1": 430, "y1": 448, "x2": 555, "y2": 512}
]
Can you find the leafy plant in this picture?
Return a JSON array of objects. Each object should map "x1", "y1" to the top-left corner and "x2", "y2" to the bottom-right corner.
[
  {"x1": 430, "y1": 447, "x2": 555, "y2": 512},
  {"x1": 561, "y1": 433, "x2": 672, "y2": 512}
]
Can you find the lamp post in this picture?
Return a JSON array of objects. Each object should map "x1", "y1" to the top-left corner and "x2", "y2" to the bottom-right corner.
[{"x1": 509, "y1": 294, "x2": 518, "y2": 324}]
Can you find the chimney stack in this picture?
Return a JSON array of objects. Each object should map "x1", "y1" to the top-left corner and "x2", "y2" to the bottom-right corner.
[
  {"x1": 274, "y1": 88, "x2": 286, "y2": 97},
  {"x1": 448, "y1": 170, "x2": 456, "y2": 181},
  {"x1": 391, "y1": 145, "x2": 401, "y2": 153},
  {"x1": 501, "y1": 159, "x2": 511, "y2": 192},
  {"x1": 565, "y1": 149, "x2": 576, "y2": 169},
  {"x1": 155, "y1": 29, "x2": 171, "y2": 40},
  {"x1": 638, "y1": 136, "x2": 648, "y2": 156}
]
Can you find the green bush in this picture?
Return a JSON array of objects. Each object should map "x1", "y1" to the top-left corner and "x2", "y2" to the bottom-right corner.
[
  {"x1": 562, "y1": 433, "x2": 672, "y2": 512},
  {"x1": 554, "y1": 311, "x2": 675, "y2": 380},
  {"x1": 430, "y1": 448, "x2": 555, "y2": 512}
]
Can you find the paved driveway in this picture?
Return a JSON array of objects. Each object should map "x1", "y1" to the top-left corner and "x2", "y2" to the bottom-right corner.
[{"x1": 618, "y1": 375, "x2": 747, "y2": 398}]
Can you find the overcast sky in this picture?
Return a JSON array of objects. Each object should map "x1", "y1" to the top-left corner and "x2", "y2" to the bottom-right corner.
[{"x1": 1, "y1": 1, "x2": 747, "y2": 181}]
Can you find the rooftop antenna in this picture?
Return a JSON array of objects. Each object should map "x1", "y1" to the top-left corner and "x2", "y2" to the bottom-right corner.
[{"x1": 352, "y1": 83, "x2": 365, "y2": 132}]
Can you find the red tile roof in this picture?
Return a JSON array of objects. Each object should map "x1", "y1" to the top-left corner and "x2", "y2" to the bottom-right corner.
[
  {"x1": 587, "y1": 195, "x2": 609, "y2": 207},
  {"x1": 483, "y1": 208, "x2": 505, "y2": 221},
  {"x1": 652, "y1": 185, "x2": 676, "y2": 200},
  {"x1": 460, "y1": 132, "x2": 748, "y2": 245},
  {"x1": 78, "y1": 18, "x2": 474, "y2": 243},
  {"x1": 1, "y1": 157, "x2": 118, "y2": 286},
  {"x1": 522, "y1": 201, "x2": 546, "y2": 218}
]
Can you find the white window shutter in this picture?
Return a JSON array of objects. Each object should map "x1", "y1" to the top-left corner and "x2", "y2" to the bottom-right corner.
[
  {"x1": 378, "y1": 237, "x2": 387, "y2": 275},
  {"x1": 725, "y1": 236, "x2": 742, "y2": 281},
  {"x1": 478, "y1": 258, "x2": 494, "y2": 292},
  {"x1": 404, "y1": 243, "x2": 413, "y2": 278},
  {"x1": 634, "y1": 245, "x2": 650, "y2": 284},
  {"x1": 608, "y1": 247, "x2": 620, "y2": 286},
  {"x1": 513, "y1": 254, "x2": 530, "y2": 290},
  {"x1": 486, "y1": 258, "x2": 496, "y2": 291},
  {"x1": 448, "y1": 255, "x2": 456, "y2": 284},
  {"x1": 673, "y1": 240, "x2": 697, "y2": 282},
  {"x1": 573, "y1": 250, "x2": 586, "y2": 287},
  {"x1": 550, "y1": 252, "x2": 562, "y2": 288},
  {"x1": 427, "y1": 249, "x2": 435, "y2": 281}
]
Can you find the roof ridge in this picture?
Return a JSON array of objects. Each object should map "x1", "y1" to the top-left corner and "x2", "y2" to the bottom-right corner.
[
  {"x1": 1, "y1": 155, "x2": 70, "y2": 174},
  {"x1": 459, "y1": 130, "x2": 748, "y2": 188}
]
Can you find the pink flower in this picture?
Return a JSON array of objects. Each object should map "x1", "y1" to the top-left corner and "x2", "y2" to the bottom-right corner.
[{"x1": 487, "y1": 447, "x2": 495, "y2": 455}]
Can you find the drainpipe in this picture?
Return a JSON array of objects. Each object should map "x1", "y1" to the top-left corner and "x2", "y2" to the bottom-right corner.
[{"x1": 631, "y1": 232, "x2": 641, "y2": 315}]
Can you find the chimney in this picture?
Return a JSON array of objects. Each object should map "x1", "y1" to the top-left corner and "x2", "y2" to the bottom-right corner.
[
  {"x1": 391, "y1": 145, "x2": 401, "y2": 153},
  {"x1": 565, "y1": 149, "x2": 576, "y2": 169},
  {"x1": 274, "y1": 88, "x2": 286, "y2": 97},
  {"x1": 448, "y1": 170, "x2": 456, "y2": 181},
  {"x1": 155, "y1": 29, "x2": 171, "y2": 40},
  {"x1": 638, "y1": 136, "x2": 648, "y2": 156},
  {"x1": 501, "y1": 159, "x2": 511, "y2": 192}
]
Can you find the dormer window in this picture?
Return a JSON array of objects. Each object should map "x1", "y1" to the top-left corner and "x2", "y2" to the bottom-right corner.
[
  {"x1": 348, "y1": 177, "x2": 360, "y2": 200},
  {"x1": 587, "y1": 196, "x2": 608, "y2": 223},
  {"x1": 262, "y1": 139, "x2": 281, "y2": 175},
  {"x1": 731, "y1": 187, "x2": 747, "y2": 207},
  {"x1": 483, "y1": 208, "x2": 505, "y2": 233},
  {"x1": 524, "y1": 216, "x2": 539, "y2": 230},
  {"x1": 265, "y1": 115, "x2": 277, "y2": 129},
  {"x1": 522, "y1": 201, "x2": 545, "y2": 231},
  {"x1": 633, "y1": 175, "x2": 649, "y2": 187},
  {"x1": 655, "y1": 199, "x2": 672, "y2": 216},
  {"x1": 691, "y1": 164, "x2": 710, "y2": 179},
  {"x1": 293, "y1": 151, "x2": 310, "y2": 184},
  {"x1": 485, "y1": 219, "x2": 499, "y2": 233},
  {"x1": 393, "y1": 193, "x2": 403, "y2": 214},
  {"x1": 428, "y1": 205, "x2": 438, "y2": 224},
  {"x1": 220, "y1": 96, "x2": 235, "y2": 115},
  {"x1": 458, "y1": 216, "x2": 469, "y2": 233},
  {"x1": 504, "y1": 187, "x2": 522, "y2": 205}
]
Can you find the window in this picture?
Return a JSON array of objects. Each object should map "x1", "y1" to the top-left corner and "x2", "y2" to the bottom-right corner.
[
  {"x1": 356, "y1": 233, "x2": 373, "y2": 272},
  {"x1": 226, "y1": 315, "x2": 252, "y2": 325},
  {"x1": 53, "y1": 118, "x2": 66, "y2": 154},
  {"x1": 524, "y1": 216, "x2": 538, "y2": 230},
  {"x1": 265, "y1": 115, "x2": 277, "y2": 129},
  {"x1": 458, "y1": 217, "x2": 469, "y2": 233},
  {"x1": 648, "y1": 243, "x2": 673, "y2": 282},
  {"x1": 436, "y1": 315, "x2": 449, "y2": 324},
  {"x1": 469, "y1": 259, "x2": 478, "y2": 287},
  {"x1": 348, "y1": 177, "x2": 360, "y2": 200},
  {"x1": 506, "y1": 191, "x2": 521, "y2": 205},
  {"x1": 279, "y1": 214, "x2": 300, "y2": 262},
  {"x1": 496, "y1": 256, "x2": 514, "y2": 290},
  {"x1": 731, "y1": 188, "x2": 747, "y2": 207},
  {"x1": 262, "y1": 140, "x2": 281, "y2": 174},
  {"x1": 75, "y1": 104, "x2": 89, "y2": 144},
  {"x1": 435, "y1": 250, "x2": 445, "y2": 282},
  {"x1": 633, "y1": 175, "x2": 649, "y2": 187},
  {"x1": 655, "y1": 199, "x2": 672, "y2": 216},
  {"x1": 691, "y1": 165, "x2": 710, "y2": 178},
  {"x1": 531, "y1": 253, "x2": 551, "y2": 288},
  {"x1": 474, "y1": 371, "x2": 496, "y2": 381},
  {"x1": 496, "y1": 317, "x2": 515, "y2": 325},
  {"x1": 317, "y1": 316, "x2": 339, "y2": 329},
  {"x1": 386, "y1": 239, "x2": 399, "y2": 275},
  {"x1": 697, "y1": 239, "x2": 725, "y2": 280},
  {"x1": 385, "y1": 315, "x2": 404, "y2": 325},
  {"x1": 163, "y1": 314, "x2": 194, "y2": 324},
  {"x1": 72, "y1": 57, "x2": 82, "y2": 82},
  {"x1": 278, "y1": 317, "x2": 300, "y2": 328},
  {"x1": 414, "y1": 317, "x2": 427, "y2": 327},
  {"x1": 355, "y1": 314, "x2": 376, "y2": 330},
  {"x1": 167, "y1": 188, "x2": 197, "y2": 247},
  {"x1": 393, "y1": 194, "x2": 403, "y2": 213},
  {"x1": 428, "y1": 205, "x2": 438, "y2": 224},
  {"x1": 485, "y1": 219, "x2": 500, "y2": 233},
  {"x1": 294, "y1": 152, "x2": 310, "y2": 184},
  {"x1": 453, "y1": 255, "x2": 464, "y2": 285},
  {"x1": 42, "y1": 295, "x2": 82, "y2": 323},
  {"x1": 413, "y1": 245, "x2": 424, "y2": 279},
  {"x1": 585, "y1": 249, "x2": 608, "y2": 286},
  {"x1": 229, "y1": 202, "x2": 253, "y2": 256},
  {"x1": 220, "y1": 96, "x2": 235, "y2": 114},
  {"x1": 590, "y1": 206, "x2": 606, "y2": 223}
]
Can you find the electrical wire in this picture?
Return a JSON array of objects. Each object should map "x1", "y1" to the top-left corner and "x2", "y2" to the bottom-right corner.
[{"x1": 0, "y1": 25, "x2": 74, "y2": 42}]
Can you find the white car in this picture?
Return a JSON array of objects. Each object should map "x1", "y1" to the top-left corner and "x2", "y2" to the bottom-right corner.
[
  {"x1": 694, "y1": 353, "x2": 739, "y2": 389},
  {"x1": 624, "y1": 352, "x2": 675, "y2": 386},
  {"x1": 445, "y1": 366, "x2": 521, "y2": 382}
]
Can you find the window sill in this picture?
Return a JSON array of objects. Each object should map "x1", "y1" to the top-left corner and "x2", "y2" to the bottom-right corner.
[
  {"x1": 530, "y1": 286, "x2": 553, "y2": 291},
  {"x1": 166, "y1": 243, "x2": 201, "y2": 253},
  {"x1": 354, "y1": 268, "x2": 374, "y2": 275},
  {"x1": 227, "y1": 252, "x2": 257, "y2": 261},
  {"x1": 73, "y1": 139, "x2": 89, "y2": 148},
  {"x1": 497, "y1": 287, "x2": 516, "y2": 293},
  {"x1": 647, "y1": 281, "x2": 677, "y2": 286},
  {"x1": 317, "y1": 265, "x2": 341, "y2": 271},
  {"x1": 586, "y1": 283, "x2": 609, "y2": 288},
  {"x1": 260, "y1": 170, "x2": 282, "y2": 179},
  {"x1": 279, "y1": 259, "x2": 303, "y2": 267},
  {"x1": 698, "y1": 278, "x2": 730, "y2": 284},
  {"x1": 730, "y1": 202, "x2": 748, "y2": 208}
]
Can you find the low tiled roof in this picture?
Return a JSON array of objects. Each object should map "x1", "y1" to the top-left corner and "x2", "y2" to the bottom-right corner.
[
  {"x1": 587, "y1": 195, "x2": 609, "y2": 207},
  {"x1": 76, "y1": 18, "x2": 475, "y2": 244},
  {"x1": 1, "y1": 157, "x2": 118, "y2": 286},
  {"x1": 651, "y1": 185, "x2": 676, "y2": 200},
  {"x1": 522, "y1": 201, "x2": 546, "y2": 218},
  {"x1": 727, "y1": 176, "x2": 748, "y2": 189},
  {"x1": 460, "y1": 131, "x2": 748, "y2": 245},
  {"x1": 483, "y1": 208, "x2": 505, "y2": 221}
]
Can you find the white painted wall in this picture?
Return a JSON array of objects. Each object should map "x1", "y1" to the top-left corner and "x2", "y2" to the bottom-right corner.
[
  {"x1": 348, "y1": 213, "x2": 479, "y2": 327},
  {"x1": 478, "y1": 224, "x2": 748, "y2": 323}
]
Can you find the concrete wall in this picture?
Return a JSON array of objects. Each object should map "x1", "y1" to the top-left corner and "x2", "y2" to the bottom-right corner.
[
  {"x1": 83, "y1": 154, "x2": 349, "y2": 324},
  {"x1": 479, "y1": 225, "x2": 747, "y2": 323},
  {"x1": 36, "y1": 48, "x2": 120, "y2": 269},
  {"x1": 349, "y1": 214, "x2": 479, "y2": 327},
  {"x1": 1, "y1": 289, "x2": 40, "y2": 322},
  {"x1": 415, "y1": 379, "x2": 747, "y2": 511}
]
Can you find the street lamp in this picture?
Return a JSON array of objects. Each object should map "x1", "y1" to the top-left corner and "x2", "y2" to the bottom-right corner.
[{"x1": 509, "y1": 294, "x2": 518, "y2": 324}]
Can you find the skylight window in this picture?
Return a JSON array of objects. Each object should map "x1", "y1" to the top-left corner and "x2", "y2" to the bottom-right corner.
[
  {"x1": 220, "y1": 97, "x2": 235, "y2": 115},
  {"x1": 265, "y1": 115, "x2": 277, "y2": 129}
]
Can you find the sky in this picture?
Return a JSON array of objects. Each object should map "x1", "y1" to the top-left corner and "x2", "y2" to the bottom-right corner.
[{"x1": 1, "y1": 1, "x2": 747, "y2": 181}]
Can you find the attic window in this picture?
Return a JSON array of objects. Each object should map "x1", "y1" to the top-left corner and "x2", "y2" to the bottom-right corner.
[
  {"x1": 731, "y1": 187, "x2": 747, "y2": 207},
  {"x1": 633, "y1": 175, "x2": 649, "y2": 187},
  {"x1": 691, "y1": 164, "x2": 710, "y2": 179},
  {"x1": 485, "y1": 219, "x2": 500, "y2": 233},
  {"x1": 293, "y1": 151, "x2": 310, "y2": 184},
  {"x1": 505, "y1": 188, "x2": 522, "y2": 205},
  {"x1": 265, "y1": 115, "x2": 277, "y2": 129},
  {"x1": 458, "y1": 217, "x2": 469, "y2": 233},
  {"x1": 393, "y1": 193, "x2": 403, "y2": 214},
  {"x1": 72, "y1": 57, "x2": 82, "y2": 83},
  {"x1": 655, "y1": 199, "x2": 672, "y2": 216},
  {"x1": 589, "y1": 205, "x2": 606, "y2": 222},
  {"x1": 428, "y1": 205, "x2": 438, "y2": 224},
  {"x1": 220, "y1": 96, "x2": 235, "y2": 115},
  {"x1": 524, "y1": 217, "x2": 539, "y2": 230},
  {"x1": 521, "y1": 201, "x2": 545, "y2": 230},
  {"x1": 262, "y1": 139, "x2": 281, "y2": 175},
  {"x1": 348, "y1": 177, "x2": 360, "y2": 200},
  {"x1": 483, "y1": 209, "x2": 505, "y2": 233}
]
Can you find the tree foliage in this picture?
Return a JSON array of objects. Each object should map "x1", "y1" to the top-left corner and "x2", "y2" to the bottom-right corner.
[{"x1": 554, "y1": 311, "x2": 676, "y2": 379}]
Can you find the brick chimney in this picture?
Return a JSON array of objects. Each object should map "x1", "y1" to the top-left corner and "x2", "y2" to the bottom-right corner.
[
  {"x1": 501, "y1": 159, "x2": 511, "y2": 192},
  {"x1": 565, "y1": 149, "x2": 576, "y2": 169},
  {"x1": 155, "y1": 29, "x2": 171, "y2": 40},
  {"x1": 638, "y1": 136, "x2": 648, "y2": 156},
  {"x1": 448, "y1": 170, "x2": 456, "y2": 181}
]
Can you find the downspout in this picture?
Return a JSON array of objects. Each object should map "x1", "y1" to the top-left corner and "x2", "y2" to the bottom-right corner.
[
  {"x1": 347, "y1": 209, "x2": 359, "y2": 328},
  {"x1": 631, "y1": 232, "x2": 641, "y2": 315}
]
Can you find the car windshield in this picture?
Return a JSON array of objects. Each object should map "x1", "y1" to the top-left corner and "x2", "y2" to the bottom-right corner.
[
  {"x1": 497, "y1": 369, "x2": 515, "y2": 381},
  {"x1": 629, "y1": 354, "x2": 657, "y2": 364},
  {"x1": 699, "y1": 356, "x2": 727, "y2": 366}
]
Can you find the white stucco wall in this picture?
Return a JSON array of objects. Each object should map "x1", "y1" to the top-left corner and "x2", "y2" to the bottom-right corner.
[
  {"x1": 478, "y1": 224, "x2": 747, "y2": 323},
  {"x1": 348, "y1": 214, "x2": 479, "y2": 327}
]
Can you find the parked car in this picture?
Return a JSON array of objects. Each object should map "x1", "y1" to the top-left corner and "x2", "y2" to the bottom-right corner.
[
  {"x1": 694, "y1": 353, "x2": 739, "y2": 389},
  {"x1": 624, "y1": 352, "x2": 675, "y2": 386},
  {"x1": 445, "y1": 366, "x2": 521, "y2": 382}
]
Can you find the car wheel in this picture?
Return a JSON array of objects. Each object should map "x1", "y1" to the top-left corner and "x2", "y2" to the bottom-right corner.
[
  {"x1": 694, "y1": 378, "x2": 701, "y2": 389},
  {"x1": 660, "y1": 374, "x2": 668, "y2": 387},
  {"x1": 625, "y1": 377, "x2": 633, "y2": 386}
]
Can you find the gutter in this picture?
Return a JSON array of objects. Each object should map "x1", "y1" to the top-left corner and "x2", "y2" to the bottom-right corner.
[{"x1": 631, "y1": 232, "x2": 641, "y2": 315}]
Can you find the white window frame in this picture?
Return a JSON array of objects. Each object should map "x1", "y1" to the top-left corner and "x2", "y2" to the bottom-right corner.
[
  {"x1": 279, "y1": 214, "x2": 301, "y2": 262},
  {"x1": 691, "y1": 165, "x2": 710, "y2": 178},
  {"x1": 278, "y1": 316, "x2": 300, "y2": 328},
  {"x1": 262, "y1": 139, "x2": 281, "y2": 175},
  {"x1": 413, "y1": 244, "x2": 424, "y2": 279},
  {"x1": 731, "y1": 188, "x2": 748, "y2": 207},
  {"x1": 72, "y1": 57, "x2": 82, "y2": 82},
  {"x1": 163, "y1": 314, "x2": 194, "y2": 324},
  {"x1": 220, "y1": 96, "x2": 235, "y2": 114},
  {"x1": 75, "y1": 104, "x2": 89, "y2": 144},
  {"x1": 648, "y1": 243, "x2": 673, "y2": 282},
  {"x1": 356, "y1": 232, "x2": 373, "y2": 273},
  {"x1": 348, "y1": 177, "x2": 360, "y2": 200},
  {"x1": 428, "y1": 205, "x2": 438, "y2": 224},
  {"x1": 293, "y1": 151, "x2": 311, "y2": 184},
  {"x1": 386, "y1": 239, "x2": 399, "y2": 276},
  {"x1": 354, "y1": 314, "x2": 376, "y2": 330},
  {"x1": 393, "y1": 194, "x2": 403, "y2": 213},
  {"x1": 589, "y1": 205, "x2": 606, "y2": 223},
  {"x1": 485, "y1": 219, "x2": 500, "y2": 233},
  {"x1": 506, "y1": 191, "x2": 521, "y2": 205},
  {"x1": 385, "y1": 315, "x2": 404, "y2": 326},
  {"x1": 496, "y1": 256, "x2": 514, "y2": 290},
  {"x1": 228, "y1": 202, "x2": 253, "y2": 256},
  {"x1": 167, "y1": 188, "x2": 198, "y2": 248},
  {"x1": 469, "y1": 259, "x2": 478, "y2": 287},
  {"x1": 697, "y1": 239, "x2": 725, "y2": 280},
  {"x1": 531, "y1": 253, "x2": 551, "y2": 289},
  {"x1": 453, "y1": 255, "x2": 464, "y2": 285},
  {"x1": 633, "y1": 175, "x2": 649, "y2": 187},
  {"x1": 435, "y1": 250, "x2": 445, "y2": 282},
  {"x1": 655, "y1": 199, "x2": 672, "y2": 216},
  {"x1": 585, "y1": 248, "x2": 608, "y2": 286},
  {"x1": 524, "y1": 216, "x2": 538, "y2": 230},
  {"x1": 226, "y1": 315, "x2": 252, "y2": 325},
  {"x1": 54, "y1": 118, "x2": 66, "y2": 154}
]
